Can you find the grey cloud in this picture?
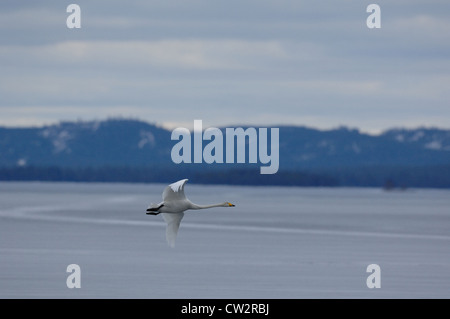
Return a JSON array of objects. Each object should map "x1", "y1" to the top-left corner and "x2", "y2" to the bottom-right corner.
[{"x1": 0, "y1": 0, "x2": 449, "y2": 132}]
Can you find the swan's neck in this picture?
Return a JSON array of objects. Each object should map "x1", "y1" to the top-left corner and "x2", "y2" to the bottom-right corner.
[{"x1": 189, "y1": 202, "x2": 224, "y2": 210}]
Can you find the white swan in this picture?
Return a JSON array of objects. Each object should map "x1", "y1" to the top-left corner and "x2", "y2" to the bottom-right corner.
[{"x1": 146, "y1": 179, "x2": 235, "y2": 247}]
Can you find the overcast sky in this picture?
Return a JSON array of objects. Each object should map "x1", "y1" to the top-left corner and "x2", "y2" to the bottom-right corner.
[{"x1": 1, "y1": 0, "x2": 449, "y2": 133}]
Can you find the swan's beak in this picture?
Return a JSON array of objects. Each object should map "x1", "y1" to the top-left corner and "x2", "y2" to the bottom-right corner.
[{"x1": 228, "y1": 203, "x2": 235, "y2": 207}]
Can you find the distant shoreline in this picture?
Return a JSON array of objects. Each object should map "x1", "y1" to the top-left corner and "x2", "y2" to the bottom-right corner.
[
  {"x1": 1, "y1": 165, "x2": 449, "y2": 189},
  {"x1": 1, "y1": 119, "x2": 450, "y2": 188}
]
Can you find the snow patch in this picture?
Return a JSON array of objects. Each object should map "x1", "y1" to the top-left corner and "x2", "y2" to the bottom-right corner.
[
  {"x1": 17, "y1": 158, "x2": 27, "y2": 167},
  {"x1": 351, "y1": 142, "x2": 361, "y2": 154},
  {"x1": 299, "y1": 154, "x2": 315, "y2": 161},
  {"x1": 40, "y1": 127, "x2": 73, "y2": 154},
  {"x1": 138, "y1": 130, "x2": 155, "y2": 149},
  {"x1": 425, "y1": 140, "x2": 442, "y2": 150},
  {"x1": 52, "y1": 130, "x2": 73, "y2": 153},
  {"x1": 410, "y1": 130, "x2": 425, "y2": 141}
]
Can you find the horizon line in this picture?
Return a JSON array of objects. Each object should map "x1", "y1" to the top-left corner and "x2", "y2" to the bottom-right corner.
[{"x1": 0, "y1": 116, "x2": 449, "y2": 136}]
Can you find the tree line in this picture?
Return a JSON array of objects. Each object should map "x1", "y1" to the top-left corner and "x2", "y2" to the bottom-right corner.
[{"x1": 0, "y1": 165, "x2": 449, "y2": 188}]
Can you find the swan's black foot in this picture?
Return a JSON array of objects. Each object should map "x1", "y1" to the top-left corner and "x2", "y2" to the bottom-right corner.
[
  {"x1": 146, "y1": 204, "x2": 164, "y2": 215},
  {"x1": 146, "y1": 212, "x2": 160, "y2": 215}
]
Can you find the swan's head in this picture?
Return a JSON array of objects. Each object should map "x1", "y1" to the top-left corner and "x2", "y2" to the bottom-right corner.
[{"x1": 225, "y1": 202, "x2": 235, "y2": 207}]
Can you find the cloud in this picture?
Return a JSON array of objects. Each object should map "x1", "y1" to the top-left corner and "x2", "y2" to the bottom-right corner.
[
  {"x1": 279, "y1": 80, "x2": 383, "y2": 96},
  {"x1": 0, "y1": 39, "x2": 290, "y2": 72},
  {"x1": 0, "y1": 0, "x2": 450, "y2": 132},
  {"x1": 392, "y1": 14, "x2": 450, "y2": 35}
]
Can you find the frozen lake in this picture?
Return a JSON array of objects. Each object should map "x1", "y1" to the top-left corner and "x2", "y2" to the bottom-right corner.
[{"x1": 1, "y1": 181, "x2": 449, "y2": 298}]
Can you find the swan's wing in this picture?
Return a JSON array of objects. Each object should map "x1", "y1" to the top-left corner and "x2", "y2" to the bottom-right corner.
[
  {"x1": 162, "y1": 179, "x2": 188, "y2": 202},
  {"x1": 162, "y1": 213, "x2": 184, "y2": 248}
]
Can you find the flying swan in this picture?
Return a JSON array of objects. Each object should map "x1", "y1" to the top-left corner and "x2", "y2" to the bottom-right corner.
[{"x1": 146, "y1": 179, "x2": 235, "y2": 247}]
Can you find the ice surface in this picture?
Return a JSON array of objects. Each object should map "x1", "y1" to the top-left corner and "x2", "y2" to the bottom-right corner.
[{"x1": 0, "y1": 182, "x2": 449, "y2": 298}]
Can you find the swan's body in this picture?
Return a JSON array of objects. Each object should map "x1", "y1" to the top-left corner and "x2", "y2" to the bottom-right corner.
[{"x1": 146, "y1": 179, "x2": 235, "y2": 247}]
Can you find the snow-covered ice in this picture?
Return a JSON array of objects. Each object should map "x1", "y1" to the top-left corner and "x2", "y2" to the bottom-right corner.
[{"x1": 0, "y1": 182, "x2": 449, "y2": 298}]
